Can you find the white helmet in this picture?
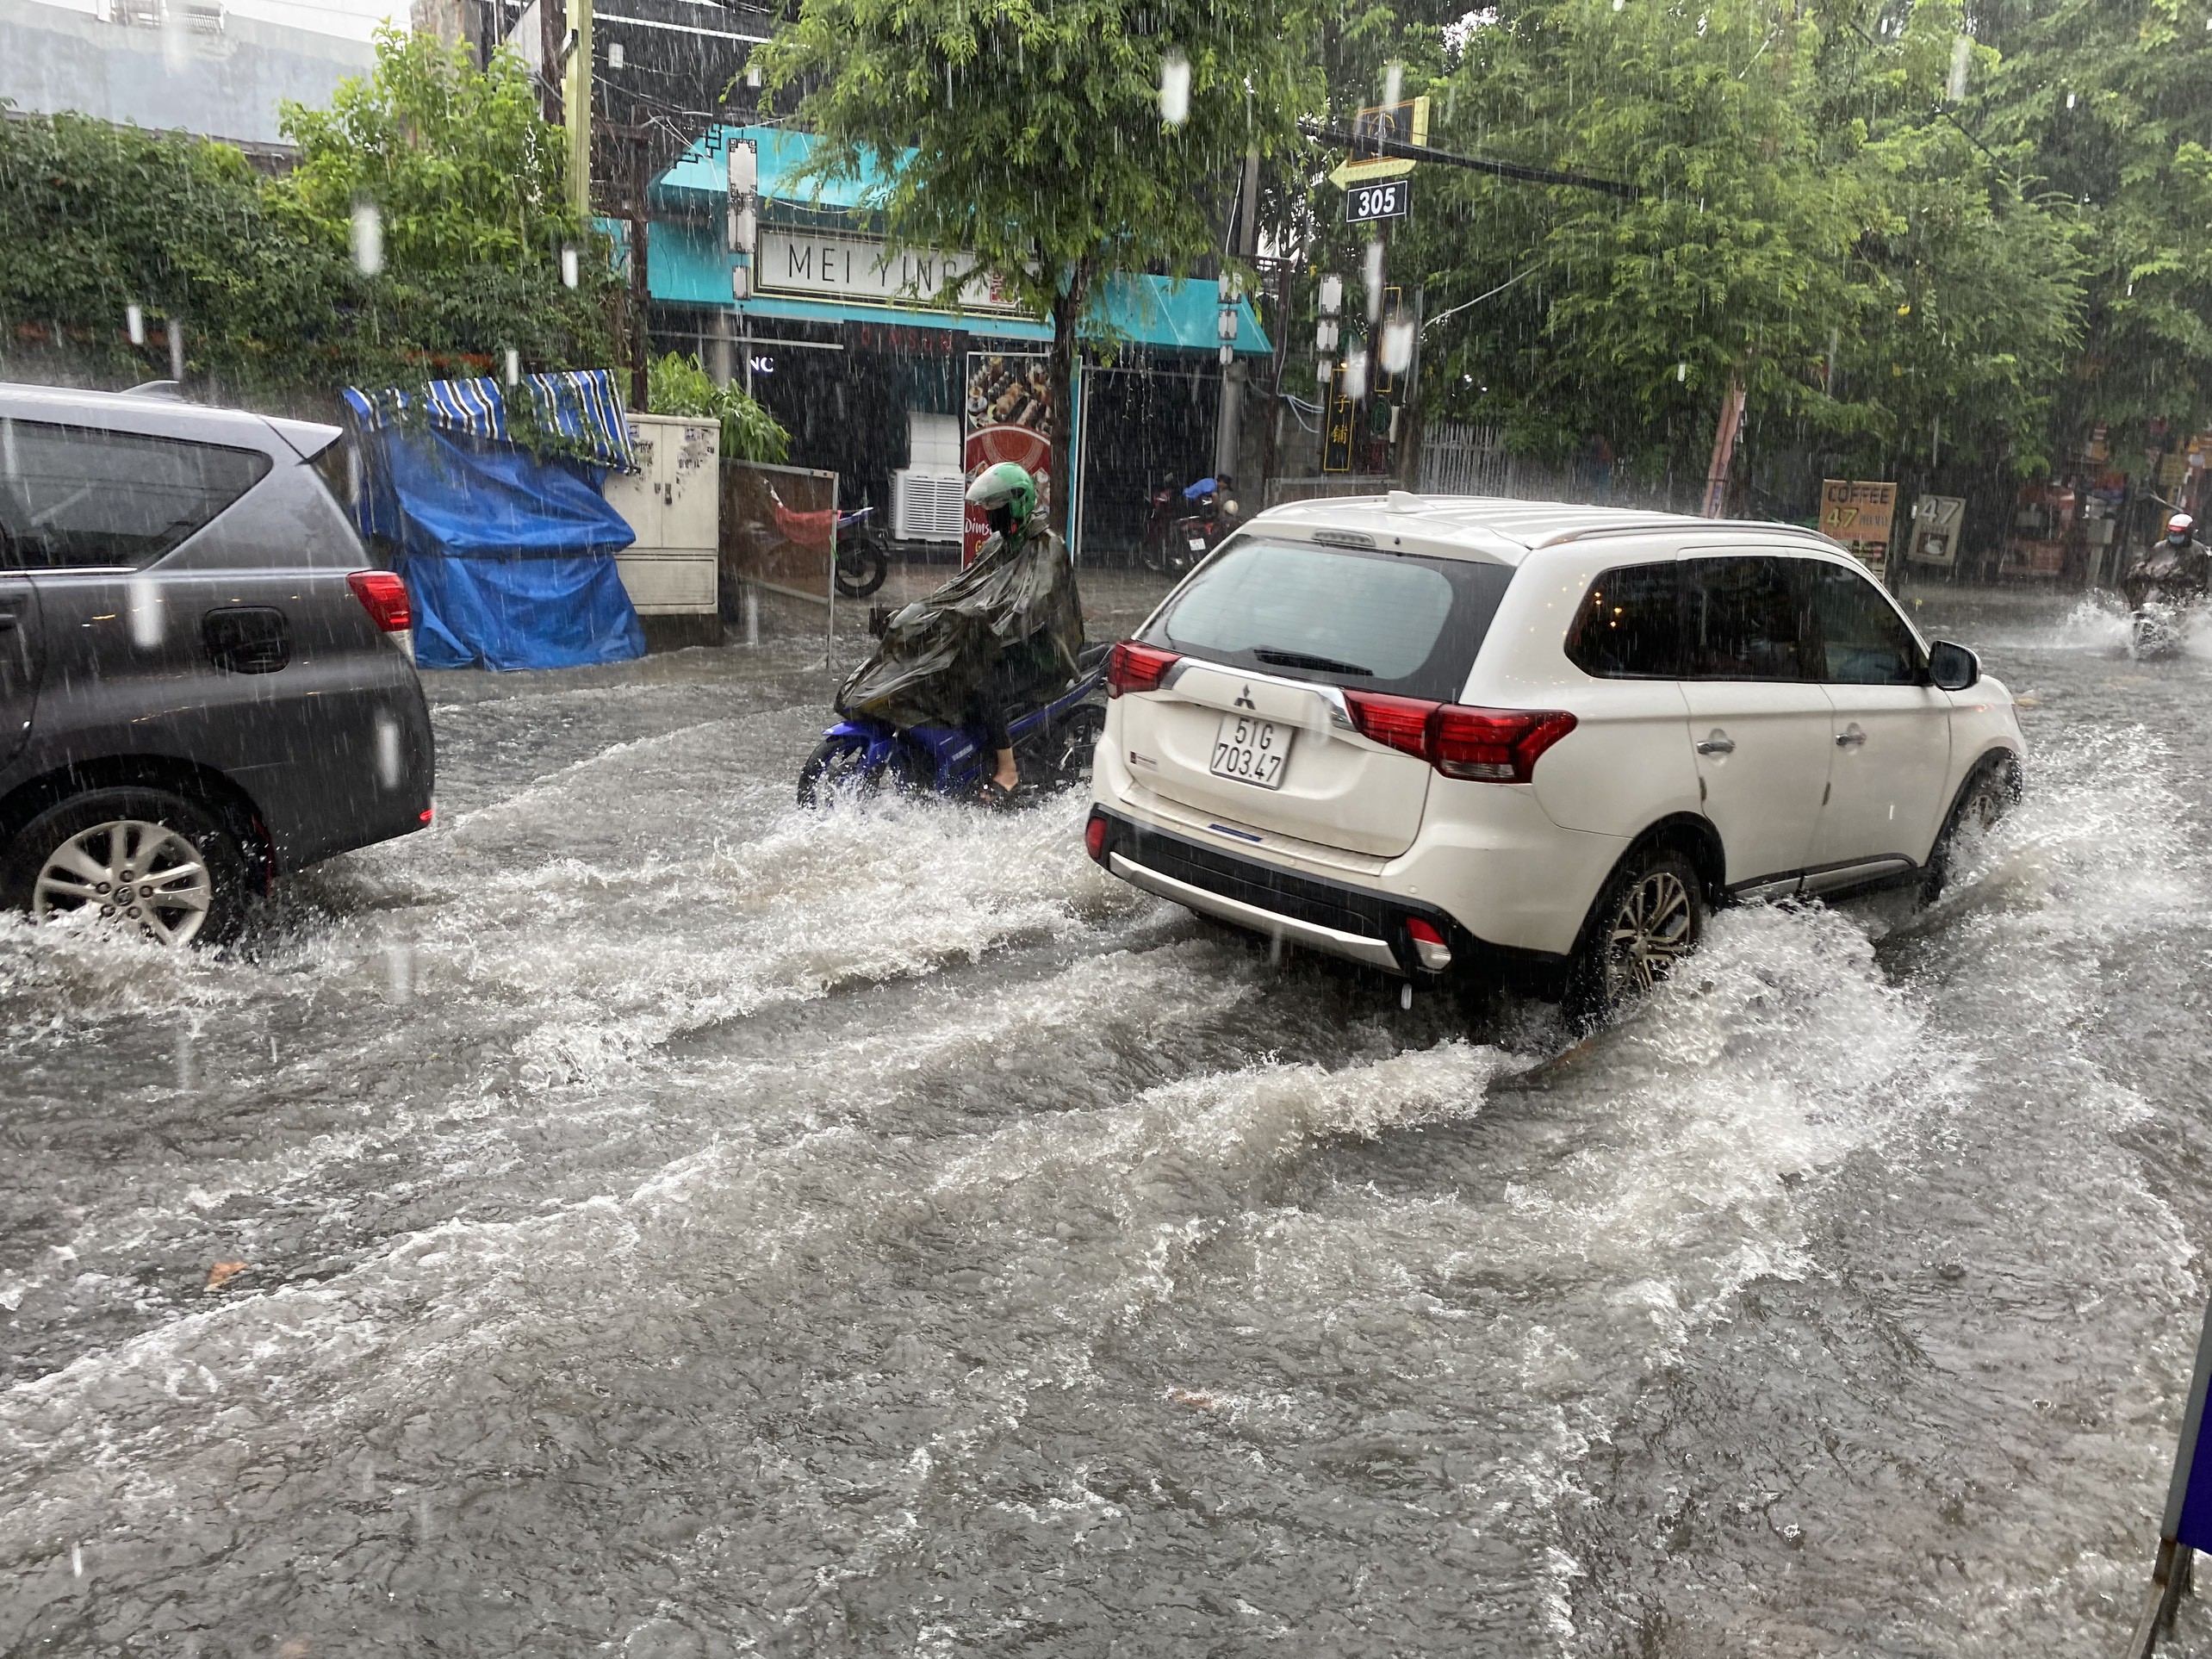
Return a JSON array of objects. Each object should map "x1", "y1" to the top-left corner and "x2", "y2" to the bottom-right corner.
[{"x1": 2170, "y1": 512, "x2": 2196, "y2": 537}]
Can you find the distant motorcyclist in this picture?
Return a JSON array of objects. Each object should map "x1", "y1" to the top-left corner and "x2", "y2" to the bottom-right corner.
[
  {"x1": 2123, "y1": 512, "x2": 2209, "y2": 611},
  {"x1": 833, "y1": 461, "x2": 1083, "y2": 807}
]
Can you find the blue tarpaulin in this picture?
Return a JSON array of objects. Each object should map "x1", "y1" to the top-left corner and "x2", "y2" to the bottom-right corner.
[{"x1": 340, "y1": 377, "x2": 645, "y2": 672}]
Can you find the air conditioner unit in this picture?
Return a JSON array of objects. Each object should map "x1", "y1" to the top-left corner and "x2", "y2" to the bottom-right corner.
[{"x1": 892, "y1": 468, "x2": 966, "y2": 543}]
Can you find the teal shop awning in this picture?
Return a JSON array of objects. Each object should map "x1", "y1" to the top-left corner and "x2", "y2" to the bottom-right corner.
[{"x1": 649, "y1": 125, "x2": 1271, "y2": 358}]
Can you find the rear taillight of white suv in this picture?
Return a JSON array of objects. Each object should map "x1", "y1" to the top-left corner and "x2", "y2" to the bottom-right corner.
[
  {"x1": 1106, "y1": 640, "x2": 1180, "y2": 697},
  {"x1": 347, "y1": 570, "x2": 412, "y2": 633},
  {"x1": 1344, "y1": 690, "x2": 1576, "y2": 784}
]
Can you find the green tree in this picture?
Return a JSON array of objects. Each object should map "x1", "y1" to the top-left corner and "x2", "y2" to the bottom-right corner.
[
  {"x1": 760, "y1": 0, "x2": 1318, "y2": 517},
  {"x1": 275, "y1": 28, "x2": 615, "y2": 381},
  {"x1": 1974, "y1": 0, "x2": 2212, "y2": 450},
  {"x1": 1401, "y1": 0, "x2": 2084, "y2": 506},
  {"x1": 277, "y1": 27, "x2": 573, "y2": 270}
]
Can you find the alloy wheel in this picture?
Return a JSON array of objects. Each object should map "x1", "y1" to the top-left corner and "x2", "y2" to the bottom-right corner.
[
  {"x1": 32, "y1": 818, "x2": 214, "y2": 946},
  {"x1": 1602, "y1": 867, "x2": 1694, "y2": 1001}
]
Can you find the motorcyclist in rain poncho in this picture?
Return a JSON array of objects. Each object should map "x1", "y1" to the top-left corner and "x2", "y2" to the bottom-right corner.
[
  {"x1": 2123, "y1": 512, "x2": 2210, "y2": 611},
  {"x1": 835, "y1": 461, "x2": 1084, "y2": 805}
]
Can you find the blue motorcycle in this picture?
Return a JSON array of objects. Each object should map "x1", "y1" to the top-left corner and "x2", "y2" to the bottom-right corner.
[{"x1": 797, "y1": 643, "x2": 1111, "y2": 805}]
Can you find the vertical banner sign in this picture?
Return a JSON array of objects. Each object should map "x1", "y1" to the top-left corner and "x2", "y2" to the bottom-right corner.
[
  {"x1": 2122, "y1": 1298, "x2": 2212, "y2": 1656},
  {"x1": 1820, "y1": 480, "x2": 1899, "y2": 575},
  {"x1": 1908, "y1": 495, "x2": 1967, "y2": 567},
  {"x1": 963, "y1": 351, "x2": 1054, "y2": 566},
  {"x1": 1322, "y1": 365, "x2": 1355, "y2": 474}
]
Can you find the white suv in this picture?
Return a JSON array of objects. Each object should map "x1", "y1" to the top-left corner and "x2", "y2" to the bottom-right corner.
[{"x1": 1082, "y1": 494, "x2": 2024, "y2": 1017}]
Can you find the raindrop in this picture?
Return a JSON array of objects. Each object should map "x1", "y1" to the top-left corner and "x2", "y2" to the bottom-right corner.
[
  {"x1": 176, "y1": 1035, "x2": 196, "y2": 1096},
  {"x1": 375, "y1": 714, "x2": 402, "y2": 790},
  {"x1": 561, "y1": 246, "x2": 580, "y2": 289},
  {"x1": 71, "y1": 1543, "x2": 83, "y2": 1578},
  {"x1": 606, "y1": 40, "x2": 624, "y2": 69},
  {"x1": 2065, "y1": 90, "x2": 2076, "y2": 109},
  {"x1": 505, "y1": 348, "x2": 520, "y2": 387},
  {"x1": 1363, "y1": 239, "x2": 1384, "y2": 321},
  {"x1": 126, "y1": 302, "x2": 144, "y2": 346},
  {"x1": 1381, "y1": 314, "x2": 1414, "y2": 375},
  {"x1": 1947, "y1": 34, "x2": 1971, "y2": 100},
  {"x1": 351, "y1": 202, "x2": 384, "y2": 277},
  {"x1": 1343, "y1": 352, "x2": 1370, "y2": 400},
  {"x1": 1676, "y1": 361, "x2": 1688, "y2": 382},
  {"x1": 168, "y1": 318, "x2": 186, "y2": 384},
  {"x1": 1383, "y1": 61, "x2": 1401, "y2": 106},
  {"x1": 1159, "y1": 51, "x2": 1190, "y2": 125},
  {"x1": 384, "y1": 942, "x2": 414, "y2": 1003},
  {"x1": 127, "y1": 575, "x2": 164, "y2": 649}
]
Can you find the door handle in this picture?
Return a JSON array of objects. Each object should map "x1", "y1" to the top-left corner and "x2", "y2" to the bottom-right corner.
[
  {"x1": 1836, "y1": 724, "x2": 1867, "y2": 749},
  {"x1": 1695, "y1": 730, "x2": 1736, "y2": 756}
]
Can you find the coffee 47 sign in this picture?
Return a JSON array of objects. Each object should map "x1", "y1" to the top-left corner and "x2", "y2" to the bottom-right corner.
[{"x1": 759, "y1": 231, "x2": 1029, "y2": 316}]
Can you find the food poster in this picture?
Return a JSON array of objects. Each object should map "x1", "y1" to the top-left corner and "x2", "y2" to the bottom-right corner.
[
  {"x1": 963, "y1": 351, "x2": 1054, "y2": 565},
  {"x1": 1820, "y1": 479, "x2": 1899, "y2": 575},
  {"x1": 1906, "y1": 494, "x2": 1966, "y2": 567}
]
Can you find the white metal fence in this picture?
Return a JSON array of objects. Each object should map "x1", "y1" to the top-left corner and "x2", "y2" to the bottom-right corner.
[{"x1": 1416, "y1": 419, "x2": 1679, "y2": 511}]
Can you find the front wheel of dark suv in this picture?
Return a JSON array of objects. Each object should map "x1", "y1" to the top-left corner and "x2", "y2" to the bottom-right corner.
[
  {"x1": 3, "y1": 787, "x2": 252, "y2": 948},
  {"x1": 1565, "y1": 846, "x2": 1706, "y2": 1030}
]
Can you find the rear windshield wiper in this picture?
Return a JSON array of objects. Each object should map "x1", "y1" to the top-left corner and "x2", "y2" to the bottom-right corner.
[{"x1": 1252, "y1": 647, "x2": 1373, "y2": 676}]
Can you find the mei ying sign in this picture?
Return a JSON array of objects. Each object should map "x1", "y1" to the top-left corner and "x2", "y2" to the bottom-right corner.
[{"x1": 759, "y1": 230, "x2": 1030, "y2": 316}]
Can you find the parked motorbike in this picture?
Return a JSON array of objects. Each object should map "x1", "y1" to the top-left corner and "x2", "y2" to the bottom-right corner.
[
  {"x1": 832, "y1": 505, "x2": 891, "y2": 599},
  {"x1": 797, "y1": 643, "x2": 1111, "y2": 805},
  {"x1": 768, "y1": 488, "x2": 892, "y2": 600},
  {"x1": 1139, "y1": 477, "x2": 1242, "y2": 575}
]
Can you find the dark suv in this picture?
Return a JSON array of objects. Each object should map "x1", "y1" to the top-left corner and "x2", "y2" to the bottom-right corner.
[{"x1": 0, "y1": 383, "x2": 433, "y2": 945}]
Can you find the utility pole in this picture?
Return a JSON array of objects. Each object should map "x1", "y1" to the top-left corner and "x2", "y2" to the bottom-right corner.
[
  {"x1": 626, "y1": 128, "x2": 649, "y2": 412},
  {"x1": 1214, "y1": 146, "x2": 1261, "y2": 482},
  {"x1": 537, "y1": 0, "x2": 562, "y2": 126},
  {"x1": 565, "y1": 0, "x2": 593, "y2": 224}
]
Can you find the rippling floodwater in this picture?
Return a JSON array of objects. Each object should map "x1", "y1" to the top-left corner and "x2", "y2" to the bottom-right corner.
[{"x1": 7, "y1": 587, "x2": 2212, "y2": 1656}]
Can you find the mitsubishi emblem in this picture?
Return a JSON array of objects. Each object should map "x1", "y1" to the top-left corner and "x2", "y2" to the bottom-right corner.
[{"x1": 1234, "y1": 685, "x2": 1257, "y2": 710}]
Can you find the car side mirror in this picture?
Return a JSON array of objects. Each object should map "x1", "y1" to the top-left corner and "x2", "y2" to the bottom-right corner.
[{"x1": 1928, "y1": 640, "x2": 1979, "y2": 692}]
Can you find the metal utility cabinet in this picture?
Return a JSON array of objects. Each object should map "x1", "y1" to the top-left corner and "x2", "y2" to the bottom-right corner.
[{"x1": 606, "y1": 413, "x2": 721, "y2": 648}]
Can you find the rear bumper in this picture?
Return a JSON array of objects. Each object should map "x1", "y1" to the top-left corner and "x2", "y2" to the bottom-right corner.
[{"x1": 1087, "y1": 806, "x2": 1563, "y2": 985}]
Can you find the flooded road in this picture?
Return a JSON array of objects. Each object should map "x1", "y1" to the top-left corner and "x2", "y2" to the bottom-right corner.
[{"x1": 7, "y1": 585, "x2": 2212, "y2": 1656}]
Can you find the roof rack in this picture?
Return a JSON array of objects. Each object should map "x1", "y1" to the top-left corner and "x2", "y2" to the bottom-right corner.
[{"x1": 1530, "y1": 517, "x2": 1843, "y2": 551}]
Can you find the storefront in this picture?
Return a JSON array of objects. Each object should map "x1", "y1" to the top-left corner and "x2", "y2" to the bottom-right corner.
[{"x1": 641, "y1": 125, "x2": 1271, "y2": 562}]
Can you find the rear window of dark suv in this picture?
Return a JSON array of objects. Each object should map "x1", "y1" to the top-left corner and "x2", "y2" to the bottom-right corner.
[
  {"x1": 0, "y1": 417, "x2": 270, "y2": 569},
  {"x1": 1139, "y1": 535, "x2": 1516, "y2": 704}
]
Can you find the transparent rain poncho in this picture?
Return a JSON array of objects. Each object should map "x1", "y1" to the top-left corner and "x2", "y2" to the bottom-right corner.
[{"x1": 836, "y1": 523, "x2": 1084, "y2": 731}]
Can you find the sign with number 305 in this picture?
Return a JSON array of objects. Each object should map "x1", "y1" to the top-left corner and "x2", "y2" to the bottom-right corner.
[{"x1": 1345, "y1": 179, "x2": 1410, "y2": 224}]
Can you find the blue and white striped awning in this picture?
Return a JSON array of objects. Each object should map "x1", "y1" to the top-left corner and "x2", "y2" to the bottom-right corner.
[{"x1": 341, "y1": 370, "x2": 638, "y2": 472}]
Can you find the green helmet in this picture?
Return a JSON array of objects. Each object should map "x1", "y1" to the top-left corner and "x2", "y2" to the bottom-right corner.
[{"x1": 966, "y1": 461, "x2": 1038, "y2": 532}]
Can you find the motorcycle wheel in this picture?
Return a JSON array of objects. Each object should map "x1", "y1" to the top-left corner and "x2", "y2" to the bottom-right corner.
[
  {"x1": 833, "y1": 538, "x2": 890, "y2": 600},
  {"x1": 1047, "y1": 703, "x2": 1108, "y2": 787},
  {"x1": 798, "y1": 735, "x2": 916, "y2": 805}
]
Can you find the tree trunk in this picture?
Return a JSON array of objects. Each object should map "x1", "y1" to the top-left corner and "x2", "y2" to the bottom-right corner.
[{"x1": 1047, "y1": 252, "x2": 1094, "y2": 544}]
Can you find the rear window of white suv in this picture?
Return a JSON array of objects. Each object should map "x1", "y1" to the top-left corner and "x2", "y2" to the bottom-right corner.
[{"x1": 1139, "y1": 537, "x2": 1515, "y2": 702}]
